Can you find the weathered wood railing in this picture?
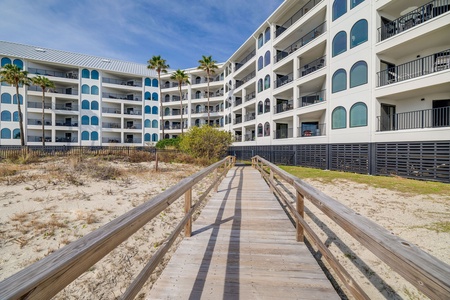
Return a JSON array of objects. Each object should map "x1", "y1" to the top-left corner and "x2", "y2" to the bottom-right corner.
[
  {"x1": 0, "y1": 156, "x2": 236, "y2": 300},
  {"x1": 252, "y1": 155, "x2": 450, "y2": 300}
]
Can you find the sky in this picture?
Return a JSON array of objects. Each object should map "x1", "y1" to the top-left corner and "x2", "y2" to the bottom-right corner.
[{"x1": 0, "y1": 0, "x2": 284, "y2": 70}]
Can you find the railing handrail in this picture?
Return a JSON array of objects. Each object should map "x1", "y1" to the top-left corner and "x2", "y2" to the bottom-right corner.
[
  {"x1": 275, "y1": 0, "x2": 321, "y2": 38},
  {"x1": 235, "y1": 49, "x2": 256, "y2": 71},
  {"x1": 252, "y1": 155, "x2": 450, "y2": 300},
  {"x1": 103, "y1": 77, "x2": 143, "y2": 87},
  {"x1": 377, "y1": 106, "x2": 450, "y2": 131},
  {"x1": 0, "y1": 156, "x2": 236, "y2": 299}
]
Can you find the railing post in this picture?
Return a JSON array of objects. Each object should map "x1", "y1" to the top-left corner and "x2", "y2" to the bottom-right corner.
[
  {"x1": 269, "y1": 169, "x2": 274, "y2": 192},
  {"x1": 184, "y1": 188, "x2": 192, "y2": 237},
  {"x1": 214, "y1": 168, "x2": 218, "y2": 193},
  {"x1": 296, "y1": 191, "x2": 305, "y2": 242}
]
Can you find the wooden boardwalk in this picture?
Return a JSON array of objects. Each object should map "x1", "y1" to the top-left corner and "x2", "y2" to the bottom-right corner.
[{"x1": 148, "y1": 166, "x2": 340, "y2": 299}]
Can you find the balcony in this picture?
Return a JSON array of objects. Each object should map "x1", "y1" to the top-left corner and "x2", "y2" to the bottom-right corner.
[
  {"x1": 102, "y1": 107, "x2": 121, "y2": 114},
  {"x1": 244, "y1": 134, "x2": 255, "y2": 141},
  {"x1": 55, "y1": 120, "x2": 78, "y2": 127},
  {"x1": 275, "y1": 100, "x2": 294, "y2": 114},
  {"x1": 55, "y1": 103, "x2": 79, "y2": 111},
  {"x1": 377, "y1": 106, "x2": 450, "y2": 131},
  {"x1": 29, "y1": 86, "x2": 78, "y2": 95},
  {"x1": 28, "y1": 67, "x2": 78, "y2": 79},
  {"x1": 298, "y1": 123, "x2": 326, "y2": 137},
  {"x1": 245, "y1": 91, "x2": 256, "y2": 102},
  {"x1": 103, "y1": 92, "x2": 142, "y2": 101},
  {"x1": 102, "y1": 137, "x2": 120, "y2": 143},
  {"x1": 28, "y1": 119, "x2": 52, "y2": 126},
  {"x1": 377, "y1": 49, "x2": 450, "y2": 87},
  {"x1": 275, "y1": 72, "x2": 294, "y2": 88},
  {"x1": 28, "y1": 136, "x2": 51, "y2": 142},
  {"x1": 299, "y1": 90, "x2": 326, "y2": 107},
  {"x1": 299, "y1": 55, "x2": 326, "y2": 77},
  {"x1": 275, "y1": 22, "x2": 326, "y2": 63},
  {"x1": 234, "y1": 116, "x2": 242, "y2": 125},
  {"x1": 125, "y1": 138, "x2": 142, "y2": 144},
  {"x1": 163, "y1": 95, "x2": 181, "y2": 102},
  {"x1": 378, "y1": 0, "x2": 450, "y2": 42},
  {"x1": 124, "y1": 109, "x2": 142, "y2": 116},
  {"x1": 124, "y1": 123, "x2": 142, "y2": 130},
  {"x1": 244, "y1": 113, "x2": 256, "y2": 122},
  {"x1": 28, "y1": 101, "x2": 51, "y2": 109},
  {"x1": 192, "y1": 76, "x2": 222, "y2": 85},
  {"x1": 236, "y1": 71, "x2": 256, "y2": 89},
  {"x1": 102, "y1": 122, "x2": 121, "y2": 129},
  {"x1": 103, "y1": 77, "x2": 142, "y2": 87},
  {"x1": 274, "y1": 128, "x2": 293, "y2": 139},
  {"x1": 235, "y1": 49, "x2": 256, "y2": 71},
  {"x1": 275, "y1": 0, "x2": 321, "y2": 37},
  {"x1": 55, "y1": 137, "x2": 78, "y2": 143},
  {"x1": 234, "y1": 97, "x2": 243, "y2": 107}
]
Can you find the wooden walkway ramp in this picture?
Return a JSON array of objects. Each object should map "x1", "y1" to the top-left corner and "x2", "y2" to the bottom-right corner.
[{"x1": 148, "y1": 166, "x2": 340, "y2": 299}]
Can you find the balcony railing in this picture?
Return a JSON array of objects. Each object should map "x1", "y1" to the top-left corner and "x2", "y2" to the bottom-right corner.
[
  {"x1": 103, "y1": 77, "x2": 142, "y2": 87},
  {"x1": 102, "y1": 122, "x2": 121, "y2": 129},
  {"x1": 275, "y1": 72, "x2": 294, "y2": 88},
  {"x1": 102, "y1": 137, "x2": 121, "y2": 143},
  {"x1": 55, "y1": 104, "x2": 79, "y2": 111},
  {"x1": 274, "y1": 128, "x2": 293, "y2": 139},
  {"x1": 237, "y1": 70, "x2": 256, "y2": 88},
  {"x1": 275, "y1": 22, "x2": 326, "y2": 63},
  {"x1": 377, "y1": 106, "x2": 450, "y2": 131},
  {"x1": 125, "y1": 138, "x2": 142, "y2": 143},
  {"x1": 165, "y1": 111, "x2": 181, "y2": 116},
  {"x1": 191, "y1": 108, "x2": 222, "y2": 114},
  {"x1": 275, "y1": 100, "x2": 294, "y2": 114},
  {"x1": 234, "y1": 98, "x2": 243, "y2": 107},
  {"x1": 244, "y1": 134, "x2": 255, "y2": 141},
  {"x1": 298, "y1": 123, "x2": 326, "y2": 137},
  {"x1": 377, "y1": 49, "x2": 450, "y2": 87},
  {"x1": 377, "y1": 0, "x2": 450, "y2": 42},
  {"x1": 55, "y1": 137, "x2": 78, "y2": 143},
  {"x1": 102, "y1": 107, "x2": 121, "y2": 114},
  {"x1": 103, "y1": 92, "x2": 142, "y2": 101},
  {"x1": 55, "y1": 120, "x2": 78, "y2": 127},
  {"x1": 235, "y1": 49, "x2": 256, "y2": 71},
  {"x1": 29, "y1": 86, "x2": 79, "y2": 95},
  {"x1": 299, "y1": 89, "x2": 326, "y2": 107},
  {"x1": 124, "y1": 110, "x2": 142, "y2": 115},
  {"x1": 192, "y1": 76, "x2": 222, "y2": 85},
  {"x1": 244, "y1": 114, "x2": 256, "y2": 122},
  {"x1": 28, "y1": 101, "x2": 51, "y2": 109},
  {"x1": 233, "y1": 135, "x2": 242, "y2": 142},
  {"x1": 299, "y1": 55, "x2": 326, "y2": 77},
  {"x1": 28, "y1": 119, "x2": 52, "y2": 126},
  {"x1": 28, "y1": 68, "x2": 78, "y2": 79},
  {"x1": 124, "y1": 124, "x2": 142, "y2": 129},
  {"x1": 275, "y1": 0, "x2": 321, "y2": 37},
  {"x1": 28, "y1": 136, "x2": 52, "y2": 142},
  {"x1": 245, "y1": 91, "x2": 256, "y2": 102},
  {"x1": 233, "y1": 116, "x2": 243, "y2": 125}
]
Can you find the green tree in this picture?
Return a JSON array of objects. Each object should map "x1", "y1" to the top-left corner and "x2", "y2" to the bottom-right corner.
[
  {"x1": 147, "y1": 56, "x2": 169, "y2": 139},
  {"x1": 170, "y1": 69, "x2": 190, "y2": 135},
  {"x1": 31, "y1": 76, "x2": 55, "y2": 146},
  {"x1": 0, "y1": 64, "x2": 31, "y2": 146},
  {"x1": 197, "y1": 55, "x2": 218, "y2": 125}
]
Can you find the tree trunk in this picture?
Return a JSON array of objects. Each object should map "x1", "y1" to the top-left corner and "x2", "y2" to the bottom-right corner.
[
  {"x1": 207, "y1": 71, "x2": 210, "y2": 125},
  {"x1": 16, "y1": 85, "x2": 25, "y2": 146},
  {"x1": 159, "y1": 72, "x2": 164, "y2": 140},
  {"x1": 179, "y1": 83, "x2": 184, "y2": 135},
  {"x1": 42, "y1": 88, "x2": 45, "y2": 146}
]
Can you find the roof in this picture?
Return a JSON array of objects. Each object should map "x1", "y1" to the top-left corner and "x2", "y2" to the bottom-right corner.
[{"x1": 0, "y1": 41, "x2": 157, "y2": 77}]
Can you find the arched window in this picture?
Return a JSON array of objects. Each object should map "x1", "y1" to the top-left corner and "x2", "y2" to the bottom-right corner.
[
  {"x1": 145, "y1": 105, "x2": 151, "y2": 114},
  {"x1": 265, "y1": 27, "x2": 271, "y2": 43},
  {"x1": 144, "y1": 133, "x2": 151, "y2": 142},
  {"x1": 91, "y1": 116, "x2": 99, "y2": 126},
  {"x1": 13, "y1": 94, "x2": 23, "y2": 104},
  {"x1": 13, "y1": 59, "x2": 23, "y2": 69},
  {"x1": 152, "y1": 133, "x2": 158, "y2": 142},
  {"x1": 257, "y1": 123, "x2": 263, "y2": 137},
  {"x1": 81, "y1": 115, "x2": 89, "y2": 125},
  {"x1": 81, "y1": 69, "x2": 90, "y2": 79},
  {"x1": 152, "y1": 92, "x2": 158, "y2": 101},
  {"x1": 258, "y1": 34, "x2": 264, "y2": 48},
  {"x1": 81, "y1": 100, "x2": 90, "y2": 109},
  {"x1": 225, "y1": 115, "x2": 228, "y2": 124},
  {"x1": 13, "y1": 111, "x2": 19, "y2": 122},
  {"x1": 1, "y1": 93, "x2": 11, "y2": 103},
  {"x1": 264, "y1": 98, "x2": 270, "y2": 113},
  {"x1": 332, "y1": 0, "x2": 347, "y2": 21},
  {"x1": 91, "y1": 131, "x2": 98, "y2": 140},
  {"x1": 1, "y1": 128, "x2": 11, "y2": 139},
  {"x1": 164, "y1": 107, "x2": 170, "y2": 116},
  {"x1": 264, "y1": 75, "x2": 270, "y2": 89},
  {"x1": 145, "y1": 92, "x2": 151, "y2": 100},
  {"x1": 145, "y1": 78, "x2": 151, "y2": 86},
  {"x1": 351, "y1": 0, "x2": 364, "y2": 9},
  {"x1": 350, "y1": 61, "x2": 368, "y2": 88},
  {"x1": 258, "y1": 101, "x2": 263, "y2": 114},
  {"x1": 165, "y1": 94, "x2": 170, "y2": 102},
  {"x1": 13, "y1": 129, "x2": 20, "y2": 139},
  {"x1": 144, "y1": 119, "x2": 151, "y2": 128},
  {"x1": 264, "y1": 122, "x2": 270, "y2": 136},
  {"x1": 195, "y1": 91, "x2": 201, "y2": 99},
  {"x1": 1, "y1": 57, "x2": 11, "y2": 67},
  {"x1": 332, "y1": 31, "x2": 347, "y2": 57},
  {"x1": 350, "y1": 19, "x2": 368, "y2": 48},
  {"x1": 91, "y1": 70, "x2": 99, "y2": 80},
  {"x1": 332, "y1": 69, "x2": 347, "y2": 93},
  {"x1": 258, "y1": 56, "x2": 263, "y2": 71},
  {"x1": 264, "y1": 51, "x2": 271, "y2": 67},
  {"x1": 350, "y1": 102, "x2": 368, "y2": 127},
  {"x1": 332, "y1": 106, "x2": 347, "y2": 129},
  {"x1": 81, "y1": 131, "x2": 89, "y2": 141},
  {"x1": 152, "y1": 106, "x2": 158, "y2": 115},
  {"x1": 91, "y1": 85, "x2": 99, "y2": 95},
  {"x1": 152, "y1": 120, "x2": 158, "y2": 128},
  {"x1": 1, "y1": 110, "x2": 11, "y2": 121},
  {"x1": 152, "y1": 79, "x2": 158, "y2": 87},
  {"x1": 258, "y1": 79, "x2": 263, "y2": 93},
  {"x1": 91, "y1": 101, "x2": 99, "y2": 110},
  {"x1": 81, "y1": 84, "x2": 89, "y2": 94}
]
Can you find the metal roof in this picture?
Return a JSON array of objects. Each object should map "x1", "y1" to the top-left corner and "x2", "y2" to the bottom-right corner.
[{"x1": 0, "y1": 41, "x2": 157, "y2": 77}]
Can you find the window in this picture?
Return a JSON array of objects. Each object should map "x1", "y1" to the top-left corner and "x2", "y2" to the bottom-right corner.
[
  {"x1": 91, "y1": 101, "x2": 99, "y2": 110},
  {"x1": 91, "y1": 85, "x2": 99, "y2": 95},
  {"x1": 145, "y1": 92, "x2": 151, "y2": 100},
  {"x1": 258, "y1": 101, "x2": 263, "y2": 114},
  {"x1": 152, "y1": 79, "x2": 158, "y2": 87},
  {"x1": 332, "y1": 69, "x2": 347, "y2": 93},
  {"x1": 350, "y1": 102, "x2": 367, "y2": 127},
  {"x1": 258, "y1": 79, "x2": 263, "y2": 93},
  {"x1": 1, "y1": 57, "x2": 11, "y2": 67},
  {"x1": 91, "y1": 116, "x2": 99, "y2": 126},
  {"x1": 264, "y1": 122, "x2": 270, "y2": 136},
  {"x1": 264, "y1": 51, "x2": 270, "y2": 67},
  {"x1": 13, "y1": 129, "x2": 20, "y2": 139},
  {"x1": 165, "y1": 95, "x2": 170, "y2": 102},
  {"x1": 152, "y1": 120, "x2": 158, "y2": 128},
  {"x1": 13, "y1": 59, "x2": 23, "y2": 69},
  {"x1": 144, "y1": 133, "x2": 151, "y2": 142},
  {"x1": 81, "y1": 115, "x2": 89, "y2": 125},
  {"x1": 81, "y1": 100, "x2": 89, "y2": 109},
  {"x1": 13, "y1": 94, "x2": 23, "y2": 104},
  {"x1": 258, "y1": 56, "x2": 263, "y2": 71},
  {"x1": 91, "y1": 131, "x2": 98, "y2": 140},
  {"x1": 1, "y1": 93, "x2": 11, "y2": 104},
  {"x1": 351, "y1": 0, "x2": 364, "y2": 9},
  {"x1": 144, "y1": 119, "x2": 151, "y2": 128},
  {"x1": 350, "y1": 61, "x2": 368, "y2": 88},
  {"x1": 13, "y1": 111, "x2": 19, "y2": 122},
  {"x1": 350, "y1": 19, "x2": 368, "y2": 48},
  {"x1": 81, "y1": 131, "x2": 89, "y2": 141},
  {"x1": 265, "y1": 27, "x2": 271, "y2": 43},
  {"x1": 81, "y1": 84, "x2": 89, "y2": 94},
  {"x1": 332, "y1": 106, "x2": 347, "y2": 129},
  {"x1": 1, "y1": 128, "x2": 11, "y2": 139},
  {"x1": 152, "y1": 133, "x2": 158, "y2": 142},
  {"x1": 152, "y1": 92, "x2": 158, "y2": 101},
  {"x1": 258, "y1": 34, "x2": 264, "y2": 48},
  {"x1": 332, "y1": 0, "x2": 347, "y2": 21},
  {"x1": 264, "y1": 98, "x2": 270, "y2": 113},
  {"x1": 257, "y1": 123, "x2": 263, "y2": 137},
  {"x1": 91, "y1": 70, "x2": 99, "y2": 80},
  {"x1": 332, "y1": 31, "x2": 347, "y2": 57},
  {"x1": 264, "y1": 75, "x2": 270, "y2": 89},
  {"x1": 1, "y1": 110, "x2": 11, "y2": 121},
  {"x1": 145, "y1": 105, "x2": 151, "y2": 114},
  {"x1": 164, "y1": 107, "x2": 170, "y2": 116},
  {"x1": 145, "y1": 78, "x2": 151, "y2": 86},
  {"x1": 81, "y1": 69, "x2": 90, "y2": 79},
  {"x1": 152, "y1": 106, "x2": 158, "y2": 115}
]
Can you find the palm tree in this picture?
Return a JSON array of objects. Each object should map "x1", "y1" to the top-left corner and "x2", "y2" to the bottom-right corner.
[
  {"x1": 0, "y1": 64, "x2": 31, "y2": 146},
  {"x1": 32, "y1": 76, "x2": 55, "y2": 146},
  {"x1": 147, "y1": 56, "x2": 169, "y2": 139},
  {"x1": 170, "y1": 70, "x2": 190, "y2": 135},
  {"x1": 198, "y1": 55, "x2": 218, "y2": 125}
]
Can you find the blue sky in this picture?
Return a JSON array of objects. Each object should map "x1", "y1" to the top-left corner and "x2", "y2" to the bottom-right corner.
[{"x1": 0, "y1": 0, "x2": 284, "y2": 69}]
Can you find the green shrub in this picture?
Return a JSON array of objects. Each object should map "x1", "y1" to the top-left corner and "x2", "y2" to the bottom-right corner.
[{"x1": 155, "y1": 137, "x2": 180, "y2": 149}]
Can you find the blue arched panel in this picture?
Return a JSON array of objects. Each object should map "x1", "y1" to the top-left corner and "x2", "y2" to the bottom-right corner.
[
  {"x1": 1, "y1": 128, "x2": 11, "y2": 139},
  {"x1": 144, "y1": 133, "x2": 151, "y2": 141},
  {"x1": 152, "y1": 79, "x2": 158, "y2": 87},
  {"x1": 81, "y1": 131, "x2": 89, "y2": 140},
  {"x1": 1, "y1": 93, "x2": 11, "y2": 104},
  {"x1": 91, "y1": 70, "x2": 99, "y2": 80},
  {"x1": 81, "y1": 100, "x2": 90, "y2": 109},
  {"x1": 91, "y1": 131, "x2": 98, "y2": 140},
  {"x1": 91, "y1": 116, "x2": 99, "y2": 125},
  {"x1": 91, "y1": 101, "x2": 99, "y2": 110},
  {"x1": 82, "y1": 69, "x2": 90, "y2": 79}
]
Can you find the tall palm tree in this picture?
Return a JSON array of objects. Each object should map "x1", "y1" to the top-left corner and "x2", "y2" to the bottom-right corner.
[
  {"x1": 198, "y1": 55, "x2": 218, "y2": 125},
  {"x1": 147, "y1": 56, "x2": 169, "y2": 139},
  {"x1": 0, "y1": 64, "x2": 31, "y2": 146},
  {"x1": 32, "y1": 76, "x2": 55, "y2": 146},
  {"x1": 170, "y1": 70, "x2": 190, "y2": 135}
]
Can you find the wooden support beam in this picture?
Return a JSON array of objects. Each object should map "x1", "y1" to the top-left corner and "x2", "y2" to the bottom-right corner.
[
  {"x1": 184, "y1": 188, "x2": 192, "y2": 238},
  {"x1": 296, "y1": 191, "x2": 304, "y2": 242}
]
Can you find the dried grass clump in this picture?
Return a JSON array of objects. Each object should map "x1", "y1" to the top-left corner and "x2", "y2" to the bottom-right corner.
[{"x1": 128, "y1": 151, "x2": 155, "y2": 163}]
